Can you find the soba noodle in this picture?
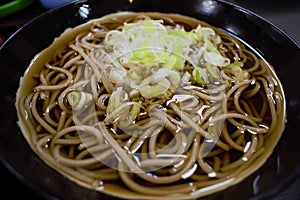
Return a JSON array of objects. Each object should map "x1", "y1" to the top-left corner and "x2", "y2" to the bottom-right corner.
[{"x1": 16, "y1": 12, "x2": 286, "y2": 199}]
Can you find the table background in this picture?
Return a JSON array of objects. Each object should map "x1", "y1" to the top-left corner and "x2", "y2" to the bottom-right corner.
[{"x1": 0, "y1": 0, "x2": 299, "y2": 199}]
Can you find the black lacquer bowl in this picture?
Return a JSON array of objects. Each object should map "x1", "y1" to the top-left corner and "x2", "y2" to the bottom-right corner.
[{"x1": 0, "y1": 0, "x2": 299, "y2": 199}]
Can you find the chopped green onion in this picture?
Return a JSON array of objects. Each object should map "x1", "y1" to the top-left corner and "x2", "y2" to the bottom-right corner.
[
  {"x1": 67, "y1": 91, "x2": 93, "y2": 111},
  {"x1": 193, "y1": 69, "x2": 205, "y2": 85},
  {"x1": 206, "y1": 63, "x2": 219, "y2": 79},
  {"x1": 107, "y1": 87, "x2": 124, "y2": 114},
  {"x1": 103, "y1": 19, "x2": 233, "y2": 93},
  {"x1": 153, "y1": 68, "x2": 181, "y2": 87},
  {"x1": 167, "y1": 29, "x2": 198, "y2": 43},
  {"x1": 225, "y1": 61, "x2": 243, "y2": 69},
  {"x1": 139, "y1": 78, "x2": 170, "y2": 99},
  {"x1": 130, "y1": 104, "x2": 141, "y2": 122},
  {"x1": 203, "y1": 51, "x2": 230, "y2": 67},
  {"x1": 204, "y1": 37, "x2": 219, "y2": 53}
]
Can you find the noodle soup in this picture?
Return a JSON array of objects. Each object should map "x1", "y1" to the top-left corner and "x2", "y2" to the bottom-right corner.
[{"x1": 16, "y1": 12, "x2": 286, "y2": 199}]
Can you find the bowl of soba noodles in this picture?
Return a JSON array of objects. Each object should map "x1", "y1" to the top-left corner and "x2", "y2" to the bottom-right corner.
[{"x1": 0, "y1": 0, "x2": 299, "y2": 199}]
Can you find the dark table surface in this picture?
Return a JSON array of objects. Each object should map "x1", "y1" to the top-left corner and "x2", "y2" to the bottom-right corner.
[{"x1": 0, "y1": 0, "x2": 299, "y2": 199}]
